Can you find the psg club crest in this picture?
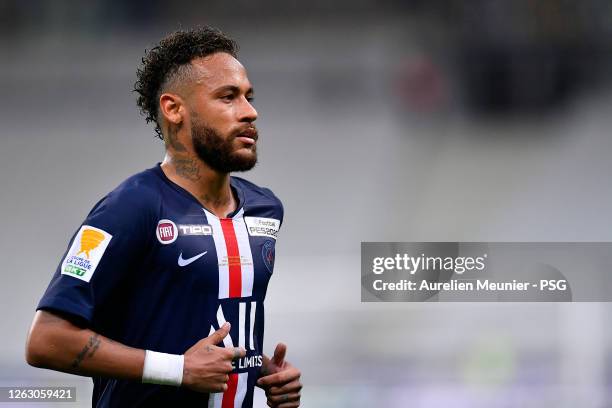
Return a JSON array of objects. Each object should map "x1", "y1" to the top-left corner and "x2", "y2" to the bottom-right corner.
[{"x1": 262, "y1": 240, "x2": 275, "y2": 273}]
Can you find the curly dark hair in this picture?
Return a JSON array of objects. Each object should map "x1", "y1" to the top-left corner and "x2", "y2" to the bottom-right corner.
[{"x1": 134, "y1": 27, "x2": 239, "y2": 139}]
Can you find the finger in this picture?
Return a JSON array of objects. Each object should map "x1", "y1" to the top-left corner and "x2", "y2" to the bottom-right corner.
[
  {"x1": 267, "y1": 401, "x2": 299, "y2": 408},
  {"x1": 222, "y1": 346, "x2": 246, "y2": 361},
  {"x1": 221, "y1": 361, "x2": 234, "y2": 373},
  {"x1": 267, "y1": 392, "x2": 300, "y2": 404},
  {"x1": 208, "y1": 382, "x2": 228, "y2": 393},
  {"x1": 258, "y1": 368, "x2": 300, "y2": 387},
  {"x1": 267, "y1": 380, "x2": 302, "y2": 395},
  {"x1": 205, "y1": 322, "x2": 231, "y2": 345},
  {"x1": 271, "y1": 343, "x2": 287, "y2": 367},
  {"x1": 274, "y1": 402, "x2": 300, "y2": 408},
  {"x1": 232, "y1": 347, "x2": 247, "y2": 359}
]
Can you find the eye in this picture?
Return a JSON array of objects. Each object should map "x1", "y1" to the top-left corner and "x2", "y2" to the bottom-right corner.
[
  {"x1": 246, "y1": 96, "x2": 255, "y2": 103},
  {"x1": 221, "y1": 94, "x2": 234, "y2": 101}
]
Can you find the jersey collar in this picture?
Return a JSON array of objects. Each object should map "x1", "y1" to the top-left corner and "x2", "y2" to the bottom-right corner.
[{"x1": 154, "y1": 163, "x2": 245, "y2": 219}]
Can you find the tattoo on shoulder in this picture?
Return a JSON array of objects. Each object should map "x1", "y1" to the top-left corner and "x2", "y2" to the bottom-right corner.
[
  {"x1": 71, "y1": 334, "x2": 101, "y2": 369},
  {"x1": 175, "y1": 156, "x2": 201, "y2": 181}
]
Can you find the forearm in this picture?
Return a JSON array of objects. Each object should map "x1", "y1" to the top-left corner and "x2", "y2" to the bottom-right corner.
[{"x1": 26, "y1": 310, "x2": 144, "y2": 381}]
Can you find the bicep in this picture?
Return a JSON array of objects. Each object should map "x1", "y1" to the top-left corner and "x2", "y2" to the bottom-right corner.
[{"x1": 26, "y1": 310, "x2": 82, "y2": 367}]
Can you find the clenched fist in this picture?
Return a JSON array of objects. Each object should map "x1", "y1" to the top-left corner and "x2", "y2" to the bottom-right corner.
[{"x1": 182, "y1": 323, "x2": 246, "y2": 393}]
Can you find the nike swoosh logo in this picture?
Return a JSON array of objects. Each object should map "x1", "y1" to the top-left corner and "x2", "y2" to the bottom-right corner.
[{"x1": 178, "y1": 251, "x2": 208, "y2": 267}]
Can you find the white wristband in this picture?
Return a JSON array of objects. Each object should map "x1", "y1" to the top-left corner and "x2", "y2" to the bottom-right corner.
[{"x1": 142, "y1": 350, "x2": 184, "y2": 386}]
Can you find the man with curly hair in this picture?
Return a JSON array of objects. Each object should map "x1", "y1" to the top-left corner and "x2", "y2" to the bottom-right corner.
[{"x1": 26, "y1": 27, "x2": 301, "y2": 408}]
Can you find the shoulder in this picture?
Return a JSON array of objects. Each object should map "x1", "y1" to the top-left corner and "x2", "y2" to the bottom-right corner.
[
  {"x1": 107, "y1": 167, "x2": 161, "y2": 206},
  {"x1": 86, "y1": 167, "x2": 162, "y2": 226},
  {"x1": 232, "y1": 176, "x2": 283, "y2": 208},
  {"x1": 232, "y1": 176, "x2": 284, "y2": 222}
]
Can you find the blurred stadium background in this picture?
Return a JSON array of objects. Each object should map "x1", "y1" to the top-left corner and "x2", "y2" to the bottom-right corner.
[{"x1": 1, "y1": 1, "x2": 612, "y2": 407}]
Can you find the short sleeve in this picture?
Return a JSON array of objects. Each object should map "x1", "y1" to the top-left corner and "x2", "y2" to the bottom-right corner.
[{"x1": 37, "y1": 185, "x2": 156, "y2": 324}]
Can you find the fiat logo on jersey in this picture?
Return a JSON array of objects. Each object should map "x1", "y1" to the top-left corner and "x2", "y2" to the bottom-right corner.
[{"x1": 156, "y1": 219, "x2": 178, "y2": 244}]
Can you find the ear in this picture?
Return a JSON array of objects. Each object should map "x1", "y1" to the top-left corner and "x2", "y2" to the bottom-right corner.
[{"x1": 159, "y1": 93, "x2": 184, "y2": 126}]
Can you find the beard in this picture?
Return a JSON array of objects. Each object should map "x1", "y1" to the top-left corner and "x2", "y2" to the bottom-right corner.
[{"x1": 191, "y1": 119, "x2": 258, "y2": 173}]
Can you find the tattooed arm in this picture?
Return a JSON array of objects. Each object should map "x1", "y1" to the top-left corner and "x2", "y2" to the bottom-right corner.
[
  {"x1": 25, "y1": 310, "x2": 144, "y2": 380},
  {"x1": 25, "y1": 310, "x2": 243, "y2": 392}
]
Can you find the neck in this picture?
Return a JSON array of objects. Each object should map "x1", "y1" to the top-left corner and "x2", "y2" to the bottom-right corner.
[{"x1": 160, "y1": 151, "x2": 236, "y2": 218}]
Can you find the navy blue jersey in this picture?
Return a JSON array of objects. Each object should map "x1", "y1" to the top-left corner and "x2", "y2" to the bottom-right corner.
[{"x1": 37, "y1": 164, "x2": 283, "y2": 407}]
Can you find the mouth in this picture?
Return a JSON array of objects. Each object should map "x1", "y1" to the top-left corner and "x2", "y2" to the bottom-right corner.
[{"x1": 235, "y1": 127, "x2": 258, "y2": 146}]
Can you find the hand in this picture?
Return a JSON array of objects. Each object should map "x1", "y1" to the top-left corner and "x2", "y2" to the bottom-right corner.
[
  {"x1": 257, "y1": 343, "x2": 302, "y2": 408},
  {"x1": 182, "y1": 323, "x2": 246, "y2": 393}
]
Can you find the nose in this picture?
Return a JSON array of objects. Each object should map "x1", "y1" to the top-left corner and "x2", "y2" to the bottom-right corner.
[{"x1": 238, "y1": 97, "x2": 258, "y2": 123}]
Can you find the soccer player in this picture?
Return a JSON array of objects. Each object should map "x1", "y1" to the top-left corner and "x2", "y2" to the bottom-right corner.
[{"x1": 25, "y1": 27, "x2": 301, "y2": 408}]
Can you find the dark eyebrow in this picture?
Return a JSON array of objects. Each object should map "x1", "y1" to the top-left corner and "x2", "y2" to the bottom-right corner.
[{"x1": 213, "y1": 85, "x2": 254, "y2": 95}]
